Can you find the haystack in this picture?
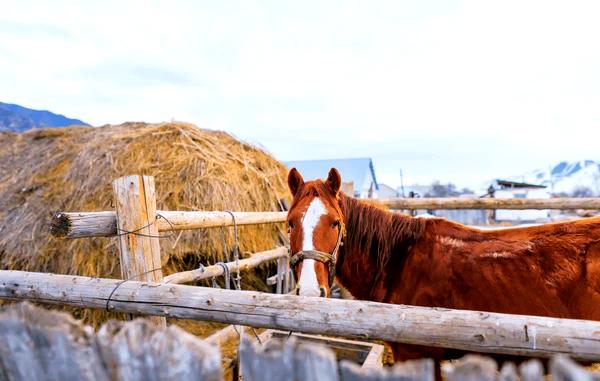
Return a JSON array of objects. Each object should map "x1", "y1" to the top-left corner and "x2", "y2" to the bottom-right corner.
[{"x1": 0, "y1": 122, "x2": 289, "y2": 328}]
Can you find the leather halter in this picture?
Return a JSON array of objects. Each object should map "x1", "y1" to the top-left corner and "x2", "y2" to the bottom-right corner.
[{"x1": 289, "y1": 222, "x2": 345, "y2": 286}]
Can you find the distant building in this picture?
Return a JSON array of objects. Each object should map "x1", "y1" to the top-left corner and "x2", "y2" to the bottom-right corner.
[
  {"x1": 285, "y1": 157, "x2": 379, "y2": 198},
  {"x1": 377, "y1": 183, "x2": 399, "y2": 199},
  {"x1": 401, "y1": 184, "x2": 432, "y2": 198},
  {"x1": 488, "y1": 179, "x2": 550, "y2": 222}
]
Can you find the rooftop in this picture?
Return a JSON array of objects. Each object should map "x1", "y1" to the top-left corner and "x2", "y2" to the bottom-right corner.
[
  {"x1": 284, "y1": 157, "x2": 378, "y2": 191},
  {"x1": 495, "y1": 179, "x2": 547, "y2": 189}
]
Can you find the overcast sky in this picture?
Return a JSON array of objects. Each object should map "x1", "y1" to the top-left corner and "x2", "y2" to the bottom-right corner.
[{"x1": 1, "y1": 1, "x2": 599, "y2": 190}]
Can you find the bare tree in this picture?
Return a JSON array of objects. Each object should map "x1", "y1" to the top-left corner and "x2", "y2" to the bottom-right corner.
[
  {"x1": 425, "y1": 181, "x2": 471, "y2": 197},
  {"x1": 572, "y1": 186, "x2": 595, "y2": 198}
]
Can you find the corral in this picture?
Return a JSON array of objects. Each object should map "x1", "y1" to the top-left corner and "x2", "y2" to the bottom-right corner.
[{"x1": 2, "y1": 124, "x2": 600, "y2": 379}]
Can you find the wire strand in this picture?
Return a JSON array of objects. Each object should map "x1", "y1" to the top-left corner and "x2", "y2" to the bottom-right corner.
[
  {"x1": 114, "y1": 213, "x2": 177, "y2": 239},
  {"x1": 105, "y1": 267, "x2": 163, "y2": 312}
]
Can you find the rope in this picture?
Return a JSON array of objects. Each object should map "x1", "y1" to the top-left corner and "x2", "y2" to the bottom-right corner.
[
  {"x1": 214, "y1": 262, "x2": 231, "y2": 289},
  {"x1": 223, "y1": 210, "x2": 243, "y2": 380},
  {"x1": 224, "y1": 210, "x2": 241, "y2": 291},
  {"x1": 220, "y1": 227, "x2": 231, "y2": 263}
]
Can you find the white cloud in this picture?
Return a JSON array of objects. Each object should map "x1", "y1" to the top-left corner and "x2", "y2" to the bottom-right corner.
[{"x1": 1, "y1": 0, "x2": 599, "y2": 189}]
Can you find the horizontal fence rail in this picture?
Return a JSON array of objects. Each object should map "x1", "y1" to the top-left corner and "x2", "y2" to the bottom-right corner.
[
  {"x1": 51, "y1": 198, "x2": 600, "y2": 239},
  {"x1": 162, "y1": 246, "x2": 288, "y2": 284},
  {"x1": 51, "y1": 210, "x2": 287, "y2": 238},
  {"x1": 380, "y1": 197, "x2": 600, "y2": 210},
  {"x1": 2, "y1": 270, "x2": 600, "y2": 360}
]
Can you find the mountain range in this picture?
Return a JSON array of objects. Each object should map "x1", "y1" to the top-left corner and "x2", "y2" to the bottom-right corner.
[
  {"x1": 507, "y1": 160, "x2": 600, "y2": 196},
  {"x1": 0, "y1": 101, "x2": 88, "y2": 133}
]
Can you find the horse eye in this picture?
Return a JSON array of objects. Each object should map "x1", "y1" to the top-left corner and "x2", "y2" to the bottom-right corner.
[{"x1": 333, "y1": 220, "x2": 340, "y2": 227}]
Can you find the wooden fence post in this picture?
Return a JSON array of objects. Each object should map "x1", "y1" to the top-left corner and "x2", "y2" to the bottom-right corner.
[{"x1": 112, "y1": 175, "x2": 166, "y2": 327}]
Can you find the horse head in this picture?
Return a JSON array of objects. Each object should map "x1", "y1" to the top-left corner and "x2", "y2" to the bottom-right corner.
[{"x1": 287, "y1": 167, "x2": 345, "y2": 297}]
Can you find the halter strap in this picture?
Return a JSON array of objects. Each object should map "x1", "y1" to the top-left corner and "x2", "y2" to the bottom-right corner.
[
  {"x1": 289, "y1": 222, "x2": 345, "y2": 286},
  {"x1": 289, "y1": 250, "x2": 335, "y2": 266}
]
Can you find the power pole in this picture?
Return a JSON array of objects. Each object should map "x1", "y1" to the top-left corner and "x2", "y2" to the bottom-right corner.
[{"x1": 399, "y1": 169, "x2": 406, "y2": 198}]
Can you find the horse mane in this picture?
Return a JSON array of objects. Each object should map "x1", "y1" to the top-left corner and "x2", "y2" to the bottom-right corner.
[{"x1": 339, "y1": 193, "x2": 427, "y2": 269}]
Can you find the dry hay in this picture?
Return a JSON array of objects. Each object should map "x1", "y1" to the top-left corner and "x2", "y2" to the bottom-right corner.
[{"x1": 0, "y1": 122, "x2": 289, "y2": 327}]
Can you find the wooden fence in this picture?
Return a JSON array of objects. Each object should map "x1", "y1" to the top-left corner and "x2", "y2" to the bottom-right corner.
[
  {"x1": 1, "y1": 302, "x2": 597, "y2": 381},
  {"x1": 50, "y1": 175, "x2": 290, "y2": 287},
  {"x1": 51, "y1": 210, "x2": 286, "y2": 238},
  {"x1": 0, "y1": 302, "x2": 222, "y2": 381},
  {"x1": 33, "y1": 175, "x2": 600, "y2": 374},
  {"x1": 379, "y1": 197, "x2": 600, "y2": 210},
  {"x1": 52, "y1": 198, "x2": 600, "y2": 241},
  {"x1": 241, "y1": 336, "x2": 598, "y2": 381},
  {"x1": 162, "y1": 246, "x2": 288, "y2": 284},
  {"x1": 2, "y1": 270, "x2": 600, "y2": 361},
  {"x1": 44, "y1": 174, "x2": 295, "y2": 372}
]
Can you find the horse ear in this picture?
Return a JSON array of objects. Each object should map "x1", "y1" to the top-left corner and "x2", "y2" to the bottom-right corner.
[
  {"x1": 326, "y1": 168, "x2": 342, "y2": 195},
  {"x1": 288, "y1": 168, "x2": 304, "y2": 196}
]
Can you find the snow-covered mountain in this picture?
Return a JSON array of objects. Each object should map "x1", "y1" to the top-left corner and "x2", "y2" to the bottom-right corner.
[{"x1": 506, "y1": 160, "x2": 600, "y2": 196}]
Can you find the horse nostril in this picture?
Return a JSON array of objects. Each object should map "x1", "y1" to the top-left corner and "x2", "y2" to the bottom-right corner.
[{"x1": 319, "y1": 287, "x2": 327, "y2": 297}]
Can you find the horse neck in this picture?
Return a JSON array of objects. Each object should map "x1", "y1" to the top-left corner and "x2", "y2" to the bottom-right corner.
[{"x1": 336, "y1": 194, "x2": 426, "y2": 301}]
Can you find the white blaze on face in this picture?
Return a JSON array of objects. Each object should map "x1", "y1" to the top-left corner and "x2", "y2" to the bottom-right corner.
[{"x1": 298, "y1": 197, "x2": 326, "y2": 297}]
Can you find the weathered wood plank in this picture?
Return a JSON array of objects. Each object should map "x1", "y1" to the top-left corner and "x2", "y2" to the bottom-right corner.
[
  {"x1": 362, "y1": 343, "x2": 385, "y2": 370},
  {"x1": 550, "y1": 355, "x2": 593, "y2": 381},
  {"x1": 249, "y1": 333, "x2": 433, "y2": 380},
  {"x1": 0, "y1": 302, "x2": 221, "y2": 381},
  {"x1": 340, "y1": 358, "x2": 434, "y2": 381},
  {"x1": 97, "y1": 318, "x2": 222, "y2": 381},
  {"x1": 443, "y1": 355, "x2": 497, "y2": 381},
  {"x1": 51, "y1": 211, "x2": 117, "y2": 238},
  {"x1": 98, "y1": 319, "x2": 221, "y2": 381},
  {"x1": 260, "y1": 329, "x2": 384, "y2": 368},
  {"x1": 2, "y1": 270, "x2": 600, "y2": 360},
  {"x1": 113, "y1": 175, "x2": 165, "y2": 327},
  {"x1": 267, "y1": 268, "x2": 295, "y2": 291},
  {"x1": 381, "y1": 197, "x2": 600, "y2": 210},
  {"x1": 51, "y1": 210, "x2": 287, "y2": 238},
  {"x1": 499, "y1": 362, "x2": 518, "y2": 381},
  {"x1": 162, "y1": 247, "x2": 288, "y2": 285},
  {"x1": 295, "y1": 342, "x2": 339, "y2": 381},
  {"x1": 0, "y1": 302, "x2": 109, "y2": 381},
  {"x1": 519, "y1": 359, "x2": 544, "y2": 381},
  {"x1": 239, "y1": 337, "x2": 299, "y2": 381}
]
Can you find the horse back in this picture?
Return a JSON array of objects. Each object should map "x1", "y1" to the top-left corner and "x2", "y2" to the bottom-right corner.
[{"x1": 386, "y1": 216, "x2": 600, "y2": 321}]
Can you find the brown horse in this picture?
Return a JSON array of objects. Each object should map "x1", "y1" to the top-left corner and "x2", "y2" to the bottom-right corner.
[{"x1": 286, "y1": 167, "x2": 600, "y2": 370}]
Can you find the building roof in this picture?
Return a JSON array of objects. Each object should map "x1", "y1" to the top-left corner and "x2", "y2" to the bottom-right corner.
[
  {"x1": 495, "y1": 179, "x2": 547, "y2": 189},
  {"x1": 378, "y1": 183, "x2": 399, "y2": 194},
  {"x1": 284, "y1": 157, "x2": 379, "y2": 191}
]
